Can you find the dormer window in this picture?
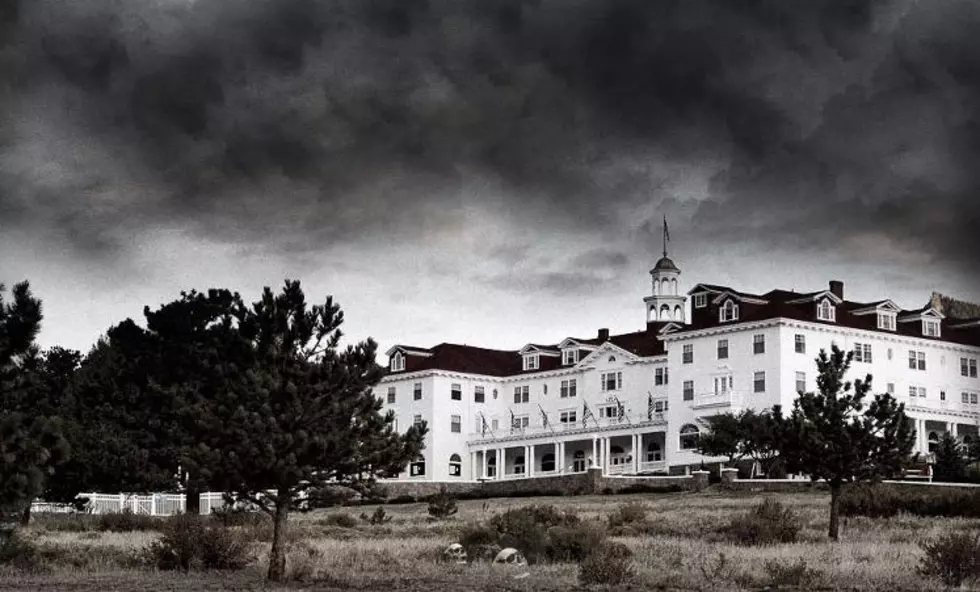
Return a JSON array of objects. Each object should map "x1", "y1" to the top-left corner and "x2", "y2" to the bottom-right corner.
[
  {"x1": 562, "y1": 349, "x2": 579, "y2": 365},
  {"x1": 877, "y1": 313, "x2": 896, "y2": 331},
  {"x1": 817, "y1": 299, "x2": 836, "y2": 322},
  {"x1": 719, "y1": 300, "x2": 739, "y2": 322},
  {"x1": 523, "y1": 354, "x2": 540, "y2": 371},
  {"x1": 694, "y1": 293, "x2": 707, "y2": 308},
  {"x1": 390, "y1": 352, "x2": 405, "y2": 372},
  {"x1": 923, "y1": 319, "x2": 941, "y2": 338}
]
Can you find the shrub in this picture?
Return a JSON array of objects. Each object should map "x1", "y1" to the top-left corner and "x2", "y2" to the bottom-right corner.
[
  {"x1": 764, "y1": 558, "x2": 822, "y2": 587},
  {"x1": 719, "y1": 498, "x2": 800, "y2": 545},
  {"x1": 841, "y1": 484, "x2": 980, "y2": 519},
  {"x1": 458, "y1": 523, "x2": 501, "y2": 561},
  {"x1": 458, "y1": 505, "x2": 600, "y2": 565},
  {"x1": 607, "y1": 502, "x2": 647, "y2": 529},
  {"x1": 360, "y1": 506, "x2": 393, "y2": 525},
  {"x1": 388, "y1": 494, "x2": 417, "y2": 505},
  {"x1": 0, "y1": 529, "x2": 43, "y2": 572},
  {"x1": 546, "y1": 523, "x2": 606, "y2": 562},
  {"x1": 141, "y1": 514, "x2": 253, "y2": 571},
  {"x1": 285, "y1": 541, "x2": 324, "y2": 582},
  {"x1": 308, "y1": 485, "x2": 358, "y2": 509},
  {"x1": 319, "y1": 512, "x2": 358, "y2": 528},
  {"x1": 31, "y1": 513, "x2": 100, "y2": 533},
  {"x1": 578, "y1": 542, "x2": 634, "y2": 586},
  {"x1": 918, "y1": 531, "x2": 980, "y2": 588},
  {"x1": 427, "y1": 488, "x2": 458, "y2": 520},
  {"x1": 211, "y1": 507, "x2": 269, "y2": 529},
  {"x1": 98, "y1": 509, "x2": 163, "y2": 532}
]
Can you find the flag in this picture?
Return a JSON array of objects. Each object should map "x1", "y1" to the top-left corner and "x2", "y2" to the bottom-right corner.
[
  {"x1": 481, "y1": 414, "x2": 488, "y2": 436},
  {"x1": 582, "y1": 402, "x2": 594, "y2": 426},
  {"x1": 615, "y1": 397, "x2": 625, "y2": 419},
  {"x1": 539, "y1": 405, "x2": 549, "y2": 428},
  {"x1": 664, "y1": 215, "x2": 670, "y2": 243},
  {"x1": 510, "y1": 409, "x2": 515, "y2": 433},
  {"x1": 647, "y1": 393, "x2": 654, "y2": 421}
]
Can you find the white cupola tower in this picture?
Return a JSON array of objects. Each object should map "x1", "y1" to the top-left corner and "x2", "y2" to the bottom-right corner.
[{"x1": 643, "y1": 216, "x2": 687, "y2": 324}]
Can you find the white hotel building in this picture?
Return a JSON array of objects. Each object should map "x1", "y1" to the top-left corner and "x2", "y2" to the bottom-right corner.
[{"x1": 375, "y1": 251, "x2": 980, "y2": 482}]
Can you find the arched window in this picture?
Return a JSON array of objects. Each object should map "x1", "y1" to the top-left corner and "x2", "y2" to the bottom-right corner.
[
  {"x1": 391, "y1": 352, "x2": 405, "y2": 372},
  {"x1": 660, "y1": 278, "x2": 669, "y2": 294},
  {"x1": 652, "y1": 280, "x2": 659, "y2": 295},
  {"x1": 487, "y1": 453, "x2": 497, "y2": 477},
  {"x1": 449, "y1": 454, "x2": 462, "y2": 477},
  {"x1": 674, "y1": 305, "x2": 683, "y2": 321},
  {"x1": 660, "y1": 304, "x2": 670, "y2": 320},
  {"x1": 541, "y1": 453, "x2": 555, "y2": 472},
  {"x1": 679, "y1": 424, "x2": 700, "y2": 450},
  {"x1": 719, "y1": 300, "x2": 739, "y2": 322},
  {"x1": 817, "y1": 298, "x2": 836, "y2": 322},
  {"x1": 573, "y1": 450, "x2": 586, "y2": 473},
  {"x1": 928, "y1": 432, "x2": 939, "y2": 453},
  {"x1": 646, "y1": 441, "x2": 662, "y2": 462},
  {"x1": 514, "y1": 454, "x2": 526, "y2": 474},
  {"x1": 409, "y1": 455, "x2": 426, "y2": 477},
  {"x1": 670, "y1": 278, "x2": 678, "y2": 295}
]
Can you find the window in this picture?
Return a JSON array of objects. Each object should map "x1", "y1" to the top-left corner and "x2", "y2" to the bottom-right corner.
[
  {"x1": 413, "y1": 382, "x2": 422, "y2": 400},
  {"x1": 559, "y1": 410, "x2": 577, "y2": 425},
  {"x1": 646, "y1": 441, "x2": 663, "y2": 462},
  {"x1": 683, "y1": 344, "x2": 694, "y2": 364},
  {"x1": 683, "y1": 380, "x2": 694, "y2": 401},
  {"x1": 474, "y1": 386, "x2": 485, "y2": 403},
  {"x1": 562, "y1": 349, "x2": 579, "y2": 365},
  {"x1": 928, "y1": 432, "x2": 939, "y2": 453},
  {"x1": 694, "y1": 293, "x2": 707, "y2": 308},
  {"x1": 795, "y1": 334, "x2": 806, "y2": 354},
  {"x1": 449, "y1": 454, "x2": 462, "y2": 477},
  {"x1": 923, "y1": 320, "x2": 940, "y2": 338},
  {"x1": 451, "y1": 383, "x2": 462, "y2": 401},
  {"x1": 655, "y1": 367, "x2": 669, "y2": 386},
  {"x1": 878, "y1": 313, "x2": 896, "y2": 331},
  {"x1": 679, "y1": 424, "x2": 700, "y2": 450},
  {"x1": 754, "y1": 371, "x2": 766, "y2": 393},
  {"x1": 523, "y1": 354, "x2": 540, "y2": 371},
  {"x1": 817, "y1": 299, "x2": 836, "y2": 322},
  {"x1": 853, "y1": 343, "x2": 872, "y2": 363},
  {"x1": 511, "y1": 415, "x2": 529, "y2": 430},
  {"x1": 513, "y1": 386, "x2": 530, "y2": 404},
  {"x1": 572, "y1": 450, "x2": 586, "y2": 472},
  {"x1": 491, "y1": 419, "x2": 499, "y2": 431},
  {"x1": 753, "y1": 334, "x2": 765, "y2": 355},
  {"x1": 962, "y1": 358, "x2": 978, "y2": 378},
  {"x1": 654, "y1": 400, "x2": 668, "y2": 412},
  {"x1": 409, "y1": 456, "x2": 425, "y2": 477},
  {"x1": 391, "y1": 352, "x2": 405, "y2": 372},
  {"x1": 909, "y1": 350, "x2": 926, "y2": 371},
  {"x1": 540, "y1": 453, "x2": 555, "y2": 472},
  {"x1": 917, "y1": 386, "x2": 927, "y2": 398},
  {"x1": 717, "y1": 339, "x2": 729, "y2": 360},
  {"x1": 887, "y1": 382, "x2": 895, "y2": 394},
  {"x1": 601, "y1": 371, "x2": 623, "y2": 391},
  {"x1": 386, "y1": 387, "x2": 396, "y2": 404},
  {"x1": 598, "y1": 405, "x2": 620, "y2": 420},
  {"x1": 413, "y1": 414, "x2": 423, "y2": 428},
  {"x1": 719, "y1": 300, "x2": 739, "y2": 322},
  {"x1": 487, "y1": 454, "x2": 497, "y2": 477},
  {"x1": 513, "y1": 455, "x2": 526, "y2": 474},
  {"x1": 713, "y1": 376, "x2": 732, "y2": 394},
  {"x1": 450, "y1": 415, "x2": 461, "y2": 433},
  {"x1": 795, "y1": 372, "x2": 805, "y2": 394},
  {"x1": 941, "y1": 391, "x2": 946, "y2": 402},
  {"x1": 560, "y1": 379, "x2": 577, "y2": 398}
]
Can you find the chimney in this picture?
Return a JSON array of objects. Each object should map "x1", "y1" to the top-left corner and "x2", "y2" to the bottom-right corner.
[
  {"x1": 829, "y1": 280, "x2": 844, "y2": 300},
  {"x1": 598, "y1": 328, "x2": 610, "y2": 341}
]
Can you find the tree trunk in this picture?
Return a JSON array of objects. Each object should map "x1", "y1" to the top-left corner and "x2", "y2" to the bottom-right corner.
[
  {"x1": 828, "y1": 484, "x2": 842, "y2": 540},
  {"x1": 267, "y1": 496, "x2": 291, "y2": 582},
  {"x1": 185, "y1": 478, "x2": 201, "y2": 516},
  {"x1": 20, "y1": 505, "x2": 31, "y2": 527}
]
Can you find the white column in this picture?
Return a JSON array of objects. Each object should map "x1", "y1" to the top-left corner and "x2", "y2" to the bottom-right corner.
[
  {"x1": 592, "y1": 438, "x2": 598, "y2": 468},
  {"x1": 529, "y1": 445, "x2": 535, "y2": 478},
  {"x1": 558, "y1": 441, "x2": 564, "y2": 473},
  {"x1": 498, "y1": 447, "x2": 505, "y2": 478},
  {"x1": 947, "y1": 422, "x2": 954, "y2": 438},
  {"x1": 633, "y1": 434, "x2": 640, "y2": 474},
  {"x1": 482, "y1": 450, "x2": 488, "y2": 479}
]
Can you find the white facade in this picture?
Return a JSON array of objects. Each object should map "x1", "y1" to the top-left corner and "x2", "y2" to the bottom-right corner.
[{"x1": 375, "y1": 253, "x2": 980, "y2": 482}]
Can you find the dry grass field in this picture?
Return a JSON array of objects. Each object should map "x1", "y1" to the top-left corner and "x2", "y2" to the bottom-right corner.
[{"x1": 2, "y1": 490, "x2": 979, "y2": 591}]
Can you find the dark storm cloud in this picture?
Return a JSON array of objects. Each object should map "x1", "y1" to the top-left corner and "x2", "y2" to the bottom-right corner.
[{"x1": 1, "y1": 0, "x2": 980, "y2": 285}]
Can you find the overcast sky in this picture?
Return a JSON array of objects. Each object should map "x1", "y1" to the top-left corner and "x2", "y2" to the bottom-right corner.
[{"x1": 2, "y1": 0, "x2": 979, "y2": 356}]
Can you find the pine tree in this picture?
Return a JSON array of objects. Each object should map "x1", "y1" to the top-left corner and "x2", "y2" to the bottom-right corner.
[
  {"x1": 168, "y1": 281, "x2": 426, "y2": 581},
  {"x1": 932, "y1": 432, "x2": 968, "y2": 483},
  {"x1": 697, "y1": 412, "x2": 748, "y2": 467},
  {"x1": 774, "y1": 345, "x2": 914, "y2": 540}
]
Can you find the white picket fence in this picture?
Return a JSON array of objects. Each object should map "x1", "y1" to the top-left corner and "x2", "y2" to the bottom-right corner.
[{"x1": 30, "y1": 492, "x2": 230, "y2": 516}]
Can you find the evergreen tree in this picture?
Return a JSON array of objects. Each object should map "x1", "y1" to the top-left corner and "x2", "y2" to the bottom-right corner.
[
  {"x1": 697, "y1": 412, "x2": 748, "y2": 467},
  {"x1": 167, "y1": 281, "x2": 426, "y2": 581},
  {"x1": 0, "y1": 282, "x2": 70, "y2": 528},
  {"x1": 774, "y1": 345, "x2": 914, "y2": 540},
  {"x1": 932, "y1": 432, "x2": 968, "y2": 483}
]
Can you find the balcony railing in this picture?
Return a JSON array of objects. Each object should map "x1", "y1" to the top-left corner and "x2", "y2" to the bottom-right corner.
[
  {"x1": 639, "y1": 460, "x2": 668, "y2": 473},
  {"x1": 470, "y1": 410, "x2": 667, "y2": 444},
  {"x1": 691, "y1": 390, "x2": 744, "y2": 410}
]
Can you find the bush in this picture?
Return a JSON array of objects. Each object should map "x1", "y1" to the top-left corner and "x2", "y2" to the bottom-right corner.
[
  {"x1": 427, "y1": 488, "x2": 458, "y2": 520},
  {"x1": 319, "y1": 512, "x2": 358, "y2": 528},
  {"x1": 607, "y1": 502, "x2": 647, "y2": 529},
  {"x1": 918, "y1": 531, "x2": 980, "y2": 588},
  {"x1": 141, "y1": 514, "x2": 253, "y2": 571},
  {"x1": 457, "y1": 505, "x2": 600, "y2": 564},
  {"x1": 841, "y1": 484, "x2": 980, "y2": 519},
  {"x1": 0, "y1": 529, "x2": 43, "y2": 572},
  {"x1": 578, "y1": 542, "x2": 634, "y2": 586},
  {"x1": 764, "y1": 558, "x2": 822, "y2": 587},
  {"x1": 30, "y1": 513, "x2": 100, "y2": 533},
  {"x1": 98, "y1": 510, "x2": 163, "y2": 532},
  {"x1": 211, "y1": 507, "x2": 269, "y2": 529},
  {"x1": 360, "y1": 506, "x2": 393, "y2": 525},
  {"x1": 308, "y1": 486, "x2": 358, "y2": 509},
  {"x1": 546, "y1": 523, "x2": 606, "y2": 562},
  {"x1": 719, "y1": 498, "x2": 800, "y2": 545}
]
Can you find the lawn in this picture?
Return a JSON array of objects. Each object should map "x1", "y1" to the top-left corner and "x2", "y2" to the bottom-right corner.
[{"x1": 2, "y1": 490, "x2": 978, "y2": 591}]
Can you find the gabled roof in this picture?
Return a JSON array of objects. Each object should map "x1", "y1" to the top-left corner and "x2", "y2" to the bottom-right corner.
[
  {"x1": 384, "y1": 345, "x2": 434, "y2": 357},
  {"x1": 850, "y1": 300, "x2": 901, "y2": 315},
  {"x1": 711, "y1": 290, "x2": 769, "y2": 305},
  {"x1": 518, "y1": 344, "x2": 560, "y2": 355},
  {"x1": 577, "y1": 341, "x2": 642, "y2": 366},
  {"x1": 784, "y1": 290, "x2": 843, "y2": 305},
  {"x1": 688, "y1": 283, "x2": 731, "y2": 295}
]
